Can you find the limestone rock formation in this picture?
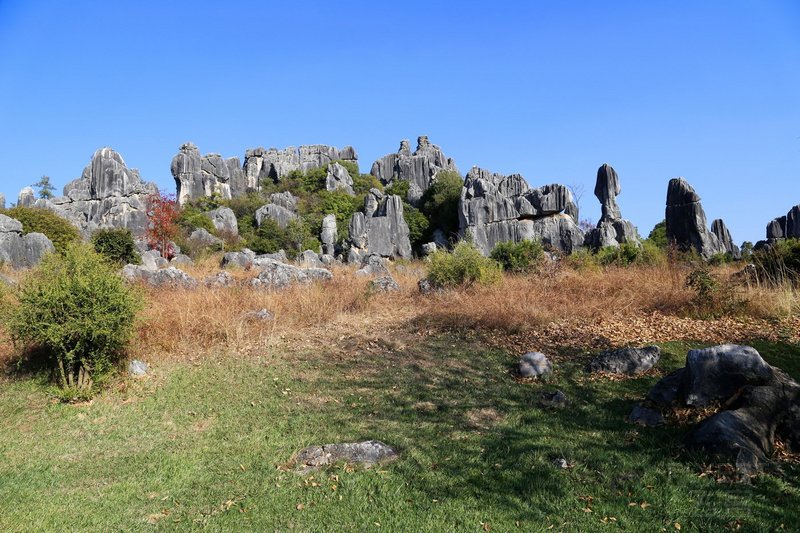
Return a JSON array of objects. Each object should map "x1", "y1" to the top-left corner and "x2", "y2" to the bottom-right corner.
[
  {"x1": 459, "y1": 167, "x2": 584, "y2": 255},
  {"x1": 320, "y1": 214, "x2": 338, "y2": 256},
  {"x1": 710, "y1": 219, "x2": 740, "y2": 259},
  {"x1": 0, "y1": 214, "x2": 55, "y2": 268},
  {"x1": 44, "y1": 148, "x2": 159, "y2": 236},
  {"x1": 584, "y1": 164, "x2": 640, "y2": 249},
  {"x1": 766, "y1": 216, "x2": 786, "y2": 240},
  {"x1": 249, "y1": 258, "x2": 332, "y2": 289},
  {"x1": 171, "y1": 142, "x2": 244, "y2": 205},
  {"x1": 347, "y1": 190, "x2": 412, "y2": 261},
  {"x1": 243, "y1": 144, "x2": 358, "y2": 188},
  {"x1": 370, "y1": 136, "x2": 459, "y2": 205},
  {"x1": 122, "y1": 265, "x2": 198, "y2": 288},
  {"x1": 585, "y1": 346, "x2": 660, "y2": 375},
  {"x1": 325, "y1": 162, "x2": 355, "y2": 194},
  {"x1": 254, "y1": 192, "x2": 300, "y2": 230},
  {"x1": 0, "y1": 193, "x2": 5, "y2": 210},
  {"x1": 665, "y1": 178, "x2": 726, "y2": 259},
  {"x1": 17, "y1": 187, "x2": 35, "y2": 207},
  {"x1": 188, "y1": 228, "x2": 223, "y2": 250},
  {"x1": 204, "y1": 207, "x2": 238, "y2": 238},
  {"x1": 764, "y1": 204, "x2": 800, "y2": 242}
]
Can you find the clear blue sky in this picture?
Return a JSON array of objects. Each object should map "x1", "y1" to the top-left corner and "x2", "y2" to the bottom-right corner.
[{"x1": 0, "y1": 0, "x2": 798, "y2": 244}]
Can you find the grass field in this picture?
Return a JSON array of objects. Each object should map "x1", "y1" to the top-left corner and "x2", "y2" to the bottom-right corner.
[{"x1": 1, "y1": 261, "x2": 799, "y2": 531}]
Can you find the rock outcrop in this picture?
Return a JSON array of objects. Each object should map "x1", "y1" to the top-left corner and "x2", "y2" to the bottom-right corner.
[
  {"x1": 665, "y1": 178, "x2": 726, "y2": 259},
  {"x1": 584, "y1": 164, "x2": 640, "y2": 249},
  {"x1": 459, "y1": 167, "x2": 584, "y2": 255},
  {"x1": 171, "y1": 142, "x2": 244, "y2": 205},
  {"x1": 0, "y1": 193, "x2": 5, "y2": 210},
  {"x1": 320, "y1": 214, "x2": 338, "y2": 256},
  {"x1": 347, "y1": 190, "x2": 412, "y2": 261},
  {"x1": 249, "y1": 258, "x2": 332, "y2": 289},
  {"x1": 370, "y1": 136, "x2": 458, "y2": 205},
  {"x1": 325, "y1": 162, "x2": 355, "y2": 194},
  {"x1": 0, "y1": 214, "x2": 55, "y2": 268},
  {"x1": 38, "y1": 148, "x2": 159, "y2": 236},
  {"x1": 243, "y1": 144, "x2": 358, "y2": 188},
  {"x1": 293, "y1": 440, "x2": 398, "y2": 472},
  {"x1": 710, "y1": 219, "x2": 740, "y2": 259},
  {"x1": 204, "y1": 207, "x2": 238, "y2": 238},
  {"x1": 17, "y1": 187, "x2": 35, "y2": 207},
  {"x1": 764, "y1": 204, "x2": 800, "y2": 242},
  {"x1": 585, "y1": 346, "x2": 660, "y2": 375}
]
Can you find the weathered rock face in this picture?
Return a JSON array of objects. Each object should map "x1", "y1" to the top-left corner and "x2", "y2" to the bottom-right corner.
[
  {"x1": 585, "y1": 346, "x2": 660, "y2": 375},
  {"x1": 17, "y1": 187, "x2": 35, "y2": 207},
  {"x1": 122, "y1": 265, "x2": 198, "y2": 288},
  {"x1": 249, "y1": 258, "x2": 332, "y2": 289},
  {"x1": 171, "y1": 142, "x2": 244, "y2": 206},
  {"x1": 325, "y1": 162, "x2": 355, "y2": 195},
  {"x1": 710, "y1": 219, "x2": 740, "y2": 259},
  {"x1": 0, "y1": 193, "x2": 5, "y2": 210},
  {"x1": 204, "y1": 207, "x2": 238, "y2": 238},
  {"x1": 243, "y1": 144, "x2": 358, "y2": 189},
  {"x1": 459, "y1": 167, "x2": 584, "y2": 255},
  {"x1": 39, "y1": 148, "x2": 159, "y2": 237},
  {"x1": 320, "y1": 214, "x2": 338, "y2": 255},
  {"x1": 0, "y1": 214, "x2": 55, "y2": 268},
  {"x1": 642, "y1": 344, "x2": 800, "y2": 474},
  {"x1": 347, "y1": 190, "x2": 412, "y2": 261},
  {"x1": 764, "y1": 204, "x2": 800, "y2": 241},
  {"x1": 519, "y1": 352, "x2": 553, "y2": 379},
  {"x1": 584, "y1": 164, "x2": 640, "y2": 249},
  {"x1": 665, "y1": 178, "x2": 726, "y2": 259},
  {"x1": 371, "y1": 136, "x2": 459, "y2": 205}
]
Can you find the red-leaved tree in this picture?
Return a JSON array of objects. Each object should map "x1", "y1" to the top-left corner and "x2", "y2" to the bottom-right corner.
[{"x1": 146, "y1": 192, "x2": 180, "y2": 259}]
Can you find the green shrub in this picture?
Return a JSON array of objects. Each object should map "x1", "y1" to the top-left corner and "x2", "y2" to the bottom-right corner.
[
  {"x1": 427, "y1": 241, "x2": 502, "y2": 289},
  {"x1": 596, "y1": 242, "x2": 642, "y2": 266},
  {"x1": 490, "y1": 239, "x2": 544, "y2": 273},
  {"x1": 2, "y1": 206, "x2": 81, "y2": 254},
  {"x1": 177, "y1": 205, "x2": 217, "y2": 235},
  {"x1": 6, "y1": 243, "x2": 142, "y2": 397},
  {"x1": 419, "y1": 170, "x2": 463, "y2": 241},
  {"x1": 384, "y1": 180, "x2": 410, "y2": 199},
  {"x1": 91, "y1": 228, "x2": 140, "y2": 265},
  {"x1": 753, "y1": 238, "x2": 800, "y2": 285},
  {"x1": 647, "y1": 220, "x2": 668, "y2": 249},
  {"x1": 403, "y1": 204, "x2": 430, "y2": 251}
]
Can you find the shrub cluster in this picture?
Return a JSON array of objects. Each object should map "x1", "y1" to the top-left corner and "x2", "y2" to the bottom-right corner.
[
  {"x1": 5, "y1": 243, "x2": 142, "y2": 399},
  {"x1": 427, "y1": 241, "x2": 502, "y2": 289},
  {"x1": 1, "y1": 206, "x2": 81, "y2": 254},
  {"x1": 490, "y1": 239, "x2": 544, "y2": 272},
  {"x1": 752, "y1": 238, "x2": 800, "y2": 285},
  {"x1": 91, "y1": 228, "x2": 140, "y2": 265}
]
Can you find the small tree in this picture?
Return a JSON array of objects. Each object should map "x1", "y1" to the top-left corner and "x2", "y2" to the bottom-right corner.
[
  {"x1": 146, "y1": 192, "x2": 180, "y2": 259},
  {"x1": 91, "y1": 228, "x2": 140, "y2": 265},
  {"x1": 32, "y1": 175, "x2": 56, "y2": 199},
  {"x1": 6, "y1": 243, "x2": 142, "y2": 398}
]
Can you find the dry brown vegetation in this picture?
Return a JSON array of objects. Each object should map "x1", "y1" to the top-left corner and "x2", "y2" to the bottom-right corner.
[{"x1": 1, "y1": 256, "x2": 798, "y2": 369}]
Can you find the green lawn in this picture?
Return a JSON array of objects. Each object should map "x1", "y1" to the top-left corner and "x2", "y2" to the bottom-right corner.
[{"x1": 1, "y1": 337, "x2": 798, "y2": 531}]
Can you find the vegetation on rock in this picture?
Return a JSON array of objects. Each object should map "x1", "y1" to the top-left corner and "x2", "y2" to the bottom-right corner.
[{"x1": 1, "y1": 206, "x2": 81, "y2": 254}]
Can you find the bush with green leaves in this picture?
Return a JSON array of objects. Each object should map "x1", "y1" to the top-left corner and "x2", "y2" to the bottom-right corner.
[
  {"x1": 647, "y1": 220, "x2": 668, "y2": 249},
  {"x1": 1, "y1": 206, "x2": 81, "y2": 254},
  {"x1": 427, "y1": 241, "x2": 502, "y2": 289},
  {"x1": 6, "y1": 243, "x2": 142, "y2": 397},
  {"x1": 490, "y1": 239, "x2": 544, "y2": 273},
  {"x1": 419, "y1": 170, "x2": 463, "y2": 242},
  {"x1": 753, "y1": 238, "x2": 800, "y2": 285},
  {"x1": 91, "y1": 228, "x2": 140, "y2": 265}
]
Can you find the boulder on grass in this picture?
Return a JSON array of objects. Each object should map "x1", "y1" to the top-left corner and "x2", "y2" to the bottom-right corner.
[
  {"x1": 519, "y1": 352, "x2": 552, "y2": 379},
  {"x1": 585, "y1": 346, "x2": 660, "y2": 375},
  {"x1": 293, "y1": 440, "x2": 398, "y2": 472}
]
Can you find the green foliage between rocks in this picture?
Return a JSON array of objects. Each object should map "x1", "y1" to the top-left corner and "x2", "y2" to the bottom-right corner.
[
  {"x1": 427, "y1": 240, "x2": 502, "y2": 288},
  {"x1": 753, "y1": 238, "x2": 800, "y2": 285},
  {"x1": 91, "y1": 228, "x2": 140, "y2": 266},
  {"x1": 490, "y1": 239, "x2": 544, "y2": 273},
  {"x1": 5, "y1": 243, "x2": 142, "y2": 398},
  {"x1": 1, "y1": 206, "x2": 81, "y2": 254},
  {"x1": 419, "y1": 170, "x2": 463, "y2": 242},
  {"x1": 647, "y1": 219, "x2": 668, "y2": 249}
]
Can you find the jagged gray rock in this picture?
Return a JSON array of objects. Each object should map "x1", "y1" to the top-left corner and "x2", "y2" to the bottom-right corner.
[
  {"x1": 269, "y1": 191, "x2": 298, "y2": 211},
  {"x1": 0, "y1": 193, "x2": 5, "y2": 210},
  {"x1": 766, "y1": 216, "x2": 786, "y2": 240},
  {"x1": 0, "y1": 214, "x2": 54, "y2": 269},
  {"x1": 325, "y1": 162, "x2": 355, "y2": 194},
  {"x1": 584, "y1": 164, "x2": 640, "y2": 249},
  {"x1": 355, "y1": 253, "x2": 391, "y2": 277},
  {"x1": 459, "y1": 167, "x2": 584, "y2": 255},
  {"x1": 204, "y1": 271, "x2": 235, "y2": 288},
  {"x1": 249, "y1": 258, "x2": 332, "y2": 289},
  {"x1": 711, "y1": 219, "x2": 740, "y2": 259},
  {"x1": 255, "y1": 192, "x2": 300, "y2": 230},
  {"x1": 628, "y1": 405, "x2": 665, "y2": 427},
  {"x1": 243, "y1": 144, "x2": 358, "y2": 188},
  {"x1": 204, "y1": 207, "x2": 238, "y2": 238},
  {"x1": 45, "y1": 148, "x2": 159, "y2": 236},
  {"x1": 765, "y1": 204, "x2": 800, "y2": 241},
  {"x1": 171, "y1": 142, "x2": 244, "y2": 205},
  {"x1": 683, "y1": 344, "x2": 774, "y2": 408},
  {"x1": 539, "y1": 390, "x2": 568, "y2": 409},
  {"x1": 170, "y1": 254, "x2": 194, "y2": 267},
  {"x1": 128, "y1": 360, "x2": 149, "y2": 377},
  {"x1": 321, "y1": 214, "x2": 338, "y2": 256},
  {"x1": 370, "y1": 275, "x2": 400, "y2": 292},
  {"x1": 122, "y1": 265, "x2": 197, "y2": 288},
  {"x1": 17, "y1": 187, "x2": 35, "y2": 207},
  {"x1": 665, "y1": 178, "x2": 726, "y2": 260},
  {"x1": 347, "y1": 190, "x2": 412, "y2": 261},
  {"x1": 298, "y1": 250, "x2": 323, "y2": 268},
  {"x1": 188, "y1": 228, "x2": 223, "y2": 250},
  {"x1": 371, "y1": 136, "x2": 459, "y2": 205},
  {"x1": 253, "y1": 250, "x2": 288, "y2": 266},
  {"x1": 221, "y1": 249, "x2": 256, "y2": 269},
  {"x1": 293, "y1": 440, "x2": 398, "y2": 471},
  {"x1": 585, "y1": 346, "x2": 660, "y2": 375}
]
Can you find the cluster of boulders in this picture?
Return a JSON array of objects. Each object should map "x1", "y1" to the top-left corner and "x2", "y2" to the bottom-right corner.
[
  {"x1": 757, "y1": 203, "x2": 800, "y2": 249},
  {"x1": 347, "y1": 189, "x2": 412, "y2": 262},
  {"x1": 0, "y1": 214, "x2": 54, "y2": 269}
]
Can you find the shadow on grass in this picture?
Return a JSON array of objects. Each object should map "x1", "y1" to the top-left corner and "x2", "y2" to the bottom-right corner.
[{"x1": 309, "y1": 329, "x2": 800, "y2": 528}]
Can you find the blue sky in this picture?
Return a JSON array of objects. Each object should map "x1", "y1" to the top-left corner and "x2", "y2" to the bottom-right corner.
[{"x1": 0, "y1": 0, "x2": 798, "y2": 243}]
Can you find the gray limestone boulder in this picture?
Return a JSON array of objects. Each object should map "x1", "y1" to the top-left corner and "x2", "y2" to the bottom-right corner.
[
  {"x1": 766, "y1": 216, "x2": 786, "y2": 240},
  {"x1": 204, "y1": 207, "x2": 238, "y2": 238},
  {"x1": 347, "y1": 191, "x2": 412, "y2": 260},
  {"x1": 421, "y1": 242, "x2": 437, "y2": 256},
  {"x1": 765, "y1": 204, "x2": 800, "y2": 240},
  {"x1": 269, "y1": 191, "x2": 298, "y2": 211},
  {"x1": 459, "y1": 167, "x2": 584, "y2": 255},
  {"x1": 204, "y1": 271, "x2": 235, "y2": 288},
  {"x1": 519, "y1": 352, "x2": 553, "y2": 379},
  {"x1": 585, "y1": 346, "x2": 661, "y2": 375},
  {"x1": 244, "y1": 144, "x2": 358, "y2": 187},
  {"x1": 128, "y1": 360, "x2": 149, "y2": 377},
  {"x1": 241, "y1": 308, "x2": 274, "y2": 321},
  {"x1": 665, "y1": 178, "x2": 726, "y2": 259},
  {"x1": 371, "y1": 136, "x2": 459, "y2": 205},
  {"x1": 0, "y1": 214, "x2": 55, "y2": 269},
  {"x1": 370, "y1": 275, "x2": 400, "y2": 292},
  {"x1": 711, "y1": 219, "x2": 740, "y2": 259},
  {"x1": 122, "y1": 265, "x2": 197, "y2": 288},
  {"x1": 355, "y1": 253, "x2": 391, "y2": 277},
  {"x1": 646, "y1": 368, "x2": 686, "y2": 406},
  {"x1": 253, "y1": 250, "x2": 288, "y2": 266},
  {"x1": 628, "y1": 405, "x2": 665, "y2": 427},
  {"x1": 321, "y1": 214, "x2": 338, "y2": 256},
  {"x1": 17, "y1": 187, "x2": 35, "y2": 207},
  {"x1": 189, "y1": 228, "x2": 223, "y2": 250},
  {"x1": 0, "y1": 193, "x2": 5, "y2": 210},
  {"x1": 249, "y1": 258, "x2": 332, "y2": 290},
  {"x1": 325, "y1": 162, "x2": 355, "y2": 194},
  {"x1": 539, "y1": 390, "x2": 568, "y2": 409},
  {"x1": 293, "y1": 440, "x2": 398, "y2": 472},
  {"x1": 298, "y1": 250, "x2": 323, "y2": 268},
  {"x1": 221, "y1": 249, "x2": 256, "y2": 269},
  {"x1": 584, "y1": 164, "x2": 640, "y2": 249},
  {"x1": 170, "y1": 254, "x2": 194, "y2": 267},
  {"x1": 683, "y1": 344, "x2": 774, "y2": 407},
  {"x1": 594, "y1": 163, "x2": 621, "y2": 220},
  {"x1": 255, "y1": 203, "x2": 298, "y2": 229}
]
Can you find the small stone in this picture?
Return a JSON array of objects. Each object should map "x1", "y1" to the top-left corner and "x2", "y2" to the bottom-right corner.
[
  {"x1": 539, "y1": 390, "x2": 568, "y2": 409},
  {"x1": 585, "y1": 346, "x2": 661, "y2": 375},
  {"x1": 519, "y1": 352, "x2": 552, "y2": 379},
  {"x1": 628, "y1": 405, "x2": 665, "y2": 427},
  {"x1": 242, "y1": 308, "x2": 274, "y2": 321},
  {"x1": 204, "y1": 271, "x2": 235, "y2": 288},
  {"x1": 418, "y1": 278, "x2": 434, "y2": 295},
  {"x1": 128, "y1": 360, "x2": 149, "y2": 377},
  {"x1": 552, "y1": 457, "x2": 569, "y2": 469},
  {"x1": 293, "y1": 440, "x2": 398, "y2": 472},
  {"x1": 370, "y1": 276, "x2": 399, "y2": 292}
]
